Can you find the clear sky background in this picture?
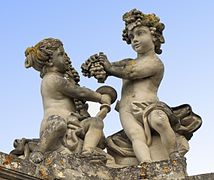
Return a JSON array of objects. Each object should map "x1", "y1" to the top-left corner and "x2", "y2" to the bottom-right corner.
[{"x1": 0, "y1": 0, "x2": 213, "y2": 176}]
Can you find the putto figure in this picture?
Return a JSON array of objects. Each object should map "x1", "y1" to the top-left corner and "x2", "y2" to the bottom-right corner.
[
  {"x1": 17, "y1": 38, "x2": 116, "y2": 163},
  {"x1": 82, "y1": 9, "x2": 202, "y2": 165}
]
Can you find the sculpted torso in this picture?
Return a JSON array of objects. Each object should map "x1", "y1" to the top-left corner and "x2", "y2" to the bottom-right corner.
[
  {"x1": 120, "y1": 56, "x2": 164, "y2": 108},
  {"x1": 40, "y1": 73, "x2": 76, "y2": 133}
]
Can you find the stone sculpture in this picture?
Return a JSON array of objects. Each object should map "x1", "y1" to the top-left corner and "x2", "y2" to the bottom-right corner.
[
  {"x1": 82, "y1": 9, "x2": 202, "y2": 166},
  {"x1": 11, "y1": 38, "x2": 117, "y2": 164},
  {"x1": 6, "y1": 9, "x2": 205, "y2": 180}
]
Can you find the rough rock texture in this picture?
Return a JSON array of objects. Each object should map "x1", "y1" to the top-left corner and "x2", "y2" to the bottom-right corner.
[
  {"x1": 0, "y1": 151, "x2": 213, "y2": 180},
  {"x1": 188, "y1": 173, "x2": 214, "y2": 180}
]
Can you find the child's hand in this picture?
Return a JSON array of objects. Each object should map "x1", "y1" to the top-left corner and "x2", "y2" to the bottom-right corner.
[
  {"x1": 99, "y1": 52, "x2": 111, "y2": 71},
  {"x1": 100, "y1": 94, "x2": 111, "y2": 105},
  {"x1": 81, "y1": 52, "x2": 108, "y2": 83}
]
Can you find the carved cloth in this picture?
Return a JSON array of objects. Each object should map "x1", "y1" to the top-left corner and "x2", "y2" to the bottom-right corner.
[
  {"x1": 10, "y1": 116, "x2": 105, "y2": 158},
  {"x1": 106, "y1": 101, "x2": 202, "y2": 157},
  {"x1": 63, "y1": 115, "x2": 105, "y2": 153}
]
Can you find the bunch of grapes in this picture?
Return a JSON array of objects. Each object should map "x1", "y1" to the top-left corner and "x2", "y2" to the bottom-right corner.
[
  {"x1": 66, "y1": 66, "x2": 80, "y2": 83},
  {"x1": 64, "y1": 53, "x2": 80, "y2": 83},
  {"x1": 81, "y1": 52, "x2": 108, "y2": 83}
]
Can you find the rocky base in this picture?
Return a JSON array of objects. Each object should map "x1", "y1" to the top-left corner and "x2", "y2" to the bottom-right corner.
[
  {"x1": 188, "y1": 173, "x2": 214, "y2": 180},
  {"x1": 0, "y1": 151, "x2": 213, "y2": 180}
]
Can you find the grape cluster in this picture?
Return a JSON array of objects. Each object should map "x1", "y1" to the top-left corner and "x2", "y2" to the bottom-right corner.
[
  {"x1": 66, "y1": 67, "x2": 80, "y2": 83},
  {"x1": 64, "y1": 53, "x2": 80, "y2": 83},
  {"x1": 81, "y1": 52, "x2": 108, "y2": 83}
]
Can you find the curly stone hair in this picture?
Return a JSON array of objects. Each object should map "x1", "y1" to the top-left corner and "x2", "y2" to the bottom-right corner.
[
  {"x1": 122, "y1": 9, "x2": 165, "y2": 54},
  {"x1": 25, "y1": 38, "x2": 88, "y2": 118},
  {"x1": 25, "y1": 38, "x2": 63, "y2": 77},
  {"x1": 24, "y1": 38, "x2": 80, "y2": 82}
]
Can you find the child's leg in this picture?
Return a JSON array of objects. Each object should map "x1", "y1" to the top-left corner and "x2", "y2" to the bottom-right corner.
[
  {"x1": 148, "y1": 110, "x2": 178, "y2": 157},
  {"x1": 120, "y1": 110, "x2": 151, "y2": 163},
  {"x1": 31, "y1": 115, "x2": 67, "y2": 163},
  {"x1": 81, "y1": 117, "x2": 104, "y2": 152}
]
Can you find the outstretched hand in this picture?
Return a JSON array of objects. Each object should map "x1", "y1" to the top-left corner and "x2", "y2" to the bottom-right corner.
[
  {"x1": 81, "y1": 52, "x2": 109, "y2": 83},
  {"x1": 100, "y1": 94, "x2": 111, "y2": 105},
  {"x1": 98, "y1": 53, "x2": 111, "y2": 72}
]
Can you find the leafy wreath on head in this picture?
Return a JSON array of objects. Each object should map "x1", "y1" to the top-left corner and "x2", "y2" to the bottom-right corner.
[{"x1": 122, "y1": 9, "x2": 165, "y2": 54}]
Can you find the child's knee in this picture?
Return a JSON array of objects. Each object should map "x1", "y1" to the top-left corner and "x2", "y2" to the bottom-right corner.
[{"x1": 149, "y1": 110, "x2": 169, "y2": 130}]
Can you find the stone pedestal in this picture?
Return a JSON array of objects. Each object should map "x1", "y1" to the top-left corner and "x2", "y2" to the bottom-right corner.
[{"x1": 0, "y1": 151, "x2": 213, "y2": 180}]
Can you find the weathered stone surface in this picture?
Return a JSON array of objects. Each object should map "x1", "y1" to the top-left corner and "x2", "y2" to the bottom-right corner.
[
  {"x1": 188, "y1": 173, "x2": 214, "y2": 180},
  {"x1": 0, "y1": 152, "x2": 41, "y2": 180},
  {"x1": 0, "y1": 151, "x2": 193, "y2": 180}
]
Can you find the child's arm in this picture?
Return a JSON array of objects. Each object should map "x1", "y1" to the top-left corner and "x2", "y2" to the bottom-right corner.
[
  {"x1": 100, "y1": 54, "x2": 134, "y2": 79},
  {"x1": 105, "y1": 60, "x2": 132, "y2": 78},
  {"x1": 55, "y1": 76, "x2": 109, "y2": 104},
  {"x1": 104, "y1": 58, "x2": 163, "y2": 80},
  {"x1": 111, "y1": 58, "x2": 132, "y2": 67}
]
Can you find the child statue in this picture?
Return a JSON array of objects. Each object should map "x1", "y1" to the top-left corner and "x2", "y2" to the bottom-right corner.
[
  {"x1": 82, "y1": 9, "x2": 202, "y2": 165},
  {"x1": 21, "y1": 38, "x2": 115, "y2": 163}
]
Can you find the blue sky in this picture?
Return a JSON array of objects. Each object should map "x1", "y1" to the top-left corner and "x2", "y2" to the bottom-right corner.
[{"x1": 0, "y1": 0, "x2": 214, "y2": 175}]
